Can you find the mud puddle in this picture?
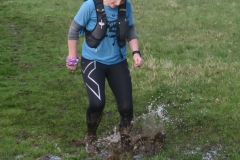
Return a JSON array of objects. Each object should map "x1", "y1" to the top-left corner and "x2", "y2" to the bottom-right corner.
[{"x1": 87, "y1": 105, "x2": 167, "y2": 160}]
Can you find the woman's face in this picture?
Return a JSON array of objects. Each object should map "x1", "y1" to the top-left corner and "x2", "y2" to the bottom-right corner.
[{"x1": 104, "y1": 0, "x2": 125, "y2": 8}]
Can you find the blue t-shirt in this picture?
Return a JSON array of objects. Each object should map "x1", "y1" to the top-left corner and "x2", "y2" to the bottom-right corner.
[{"x1": 74, "y1": 0, "x2": 134, "y2": 65}]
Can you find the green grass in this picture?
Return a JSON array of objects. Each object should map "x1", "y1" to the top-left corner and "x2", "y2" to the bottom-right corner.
[{"x1": 1, "y1": 0, "x2": 240, "y2": 159}]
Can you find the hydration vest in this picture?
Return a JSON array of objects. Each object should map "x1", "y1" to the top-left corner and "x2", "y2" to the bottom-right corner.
[{"x1": 84, "y1": 0, "x2": 129, "y2": 48}]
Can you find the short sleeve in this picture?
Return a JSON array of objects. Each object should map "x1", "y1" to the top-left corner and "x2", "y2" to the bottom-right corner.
[
  {"x1": 126, "y1": 1, "x2": 134, "y2": 26},
  {"x1": 73, "y1": 1, "x2": 94, "y2": 26}
]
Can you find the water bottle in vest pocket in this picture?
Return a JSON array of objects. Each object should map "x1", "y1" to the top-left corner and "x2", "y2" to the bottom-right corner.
[{"x1": 116, "y1": 18, "x2": 129, "y2": 48}]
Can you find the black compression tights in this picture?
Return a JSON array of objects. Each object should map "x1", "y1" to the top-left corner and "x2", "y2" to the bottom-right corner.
[{"x1": 81, "y1": 57, "x2": 133, "y2": 122}]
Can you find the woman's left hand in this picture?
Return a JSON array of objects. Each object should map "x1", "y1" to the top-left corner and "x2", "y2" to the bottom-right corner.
[{"x1": 133, "y1": 54, "x2": 143, "y2": 68}]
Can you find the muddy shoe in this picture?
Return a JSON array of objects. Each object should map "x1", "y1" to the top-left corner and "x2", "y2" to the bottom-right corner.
[
  {"x1": 85, "y1": 135, "x2": 99, "y2": 154},
  {"x1": 121, "y1": 133, "x2": 131, "y2": 152}
]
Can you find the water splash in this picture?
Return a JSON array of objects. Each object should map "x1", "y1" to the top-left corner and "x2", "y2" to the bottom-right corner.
[{"x1": 93, "y1": 105, "x2": 167, "y2": 159}]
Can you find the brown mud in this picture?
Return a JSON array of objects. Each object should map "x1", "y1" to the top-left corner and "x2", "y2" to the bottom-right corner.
[{"x1": 87, "y1": 108, "x2": 166, "y2": 160}]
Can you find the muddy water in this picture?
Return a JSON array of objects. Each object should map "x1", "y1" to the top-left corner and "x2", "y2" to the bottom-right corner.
[{"x1": 88, "y1": 105, "x2": 167, "y2": 160}]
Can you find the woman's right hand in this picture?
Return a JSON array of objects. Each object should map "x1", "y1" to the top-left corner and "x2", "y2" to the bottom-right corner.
[
  {"x1": 66, "y1": 65, "x2": 78, "y2": 72},
  {"x1": 66, "y1": 53, "x2": 79, "y2": 72}
]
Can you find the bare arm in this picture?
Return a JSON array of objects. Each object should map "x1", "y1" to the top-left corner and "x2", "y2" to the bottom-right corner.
[
  {"x1": 129, "y1": 38, "x2": 139, "y2": 53},
  {"x1": 129, "y1": 39, "x2": 143, "y2": 68},
  {"x1": 68, "y1": 40, "x2": 78, "y2": 58}
]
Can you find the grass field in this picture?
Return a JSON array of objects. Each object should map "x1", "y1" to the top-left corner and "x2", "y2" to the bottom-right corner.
[{"x1": 0, "y1": 0, "x2": 240, "y2": 159}]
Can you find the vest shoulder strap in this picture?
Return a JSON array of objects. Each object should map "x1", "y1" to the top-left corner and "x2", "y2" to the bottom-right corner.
[
  {"x1": 84, "y1": 0, "x2": 107, "y2": 48},
  {"x1": 118, "y1": 2, "x2": 127, "y2": 20},
  {"x1": 93, "y1": 0, "x2": 105, "y2": 15}
]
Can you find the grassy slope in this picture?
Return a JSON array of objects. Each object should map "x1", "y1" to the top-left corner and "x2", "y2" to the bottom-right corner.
[{"x1": 0, "y1": 0, "x2": 239, "y2": 159}]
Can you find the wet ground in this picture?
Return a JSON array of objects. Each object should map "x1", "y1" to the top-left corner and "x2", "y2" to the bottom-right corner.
[
  {"x1": 15, "y1": 105, "x2": 225, "y2": 160},
  {"x1": 86, "y1": 106, "x2": 167, "y2": 160},
  {"x1": 90, "y1": 130, "x2": 166, "y2": 160},
  {"x1": 16, "y1": 106, "x2": 167, "y2": 160}
]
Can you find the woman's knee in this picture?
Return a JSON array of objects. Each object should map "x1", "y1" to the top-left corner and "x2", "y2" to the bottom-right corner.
[{"x1": 88, "y1": 100, "x2": 105, "y2": 112}]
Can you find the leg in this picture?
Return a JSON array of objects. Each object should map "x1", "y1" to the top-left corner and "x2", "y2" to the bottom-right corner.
[
  {"x1": 81, "y1": 57, "x2": 107, "y2": 153},
  {"x1": 106, "y1": 60, "x2": 133, "y2": 152}
]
